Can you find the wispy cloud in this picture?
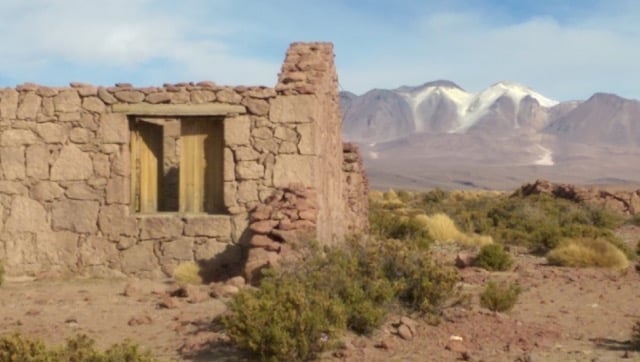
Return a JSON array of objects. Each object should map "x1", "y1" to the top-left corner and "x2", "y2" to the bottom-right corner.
[{"x1": 0, "y1": 0, "x2": 637, "y2": 100}]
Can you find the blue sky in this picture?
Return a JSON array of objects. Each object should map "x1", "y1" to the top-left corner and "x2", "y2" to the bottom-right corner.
[{"x1": 0, "y1": 0, "x2": 638, "y2": 101}]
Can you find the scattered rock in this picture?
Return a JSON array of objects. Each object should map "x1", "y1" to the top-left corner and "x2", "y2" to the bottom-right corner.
[
  {"x1": 456, "y1": 251, "x2": 476, "y2": 268},
  {"x1": 226, "y1": 276, "x2": 246, "y2": 288},
  {"x1": 209, "y1": 283, "x2": 240, "y2": 298},
  {"x1": 128, "y1": 315, "x2": 153, "y2": 326},
  {"x1": 374, "y1": 336, "x2": 395, "y2": 350},
  {"x1": 159, "y1": 294, "x2": 182, "y2": 309},
  {"x1": 397, "y1": 324, "x2": 413, "y2": 340},
  {"x1": 123, "y1": 280, "x2": 143, "y2": 297},
  {"x1": 169, "y1": 284, "x2": 210, "y2": 304}
]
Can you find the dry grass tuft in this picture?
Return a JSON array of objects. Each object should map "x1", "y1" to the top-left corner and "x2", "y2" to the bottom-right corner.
[
  {"x1": 173, "y1": 261, "x2": 203, "y2": 285},
  {"x1": 414, "y1": 213, "x2": 492, "y2": 246},
  {"x1": 547, "y1": 238, "x2": 629, "y2": 269}
]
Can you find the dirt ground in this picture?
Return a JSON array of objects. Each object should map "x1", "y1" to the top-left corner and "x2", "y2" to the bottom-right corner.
[{"x1": 1, "y1": 226, "x2": 640, "y2": 362}]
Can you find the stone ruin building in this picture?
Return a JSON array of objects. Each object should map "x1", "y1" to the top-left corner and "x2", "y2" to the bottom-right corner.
[{"x1": 0, "y1": 42, "x2": 369, "y2": 282}]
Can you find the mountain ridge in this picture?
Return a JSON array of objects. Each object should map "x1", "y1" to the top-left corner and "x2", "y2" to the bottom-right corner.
[{"x1": 341, "y1": 80, "x2": 640, "y2": 190}]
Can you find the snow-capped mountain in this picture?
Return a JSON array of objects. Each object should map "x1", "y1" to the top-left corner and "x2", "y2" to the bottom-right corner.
[
  {"x1": 341, "y1": 81, "x2": 640, "y2": 190},
  {"x1": 342, "y1": 80, "x2": 559, "y2": 142}
]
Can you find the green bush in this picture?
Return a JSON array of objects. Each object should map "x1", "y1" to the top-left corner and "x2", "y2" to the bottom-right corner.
[
  {"x1": 474, "y1": 244, "x2": 513, "y2": 271},
  {"x1": 223, "y1": 237, "x2": 458, "y2": 361},
  {"x1": 224, "y1": 273, "x2": 347, "y2": 361},
  {"x1": 369, "y1": 208, "x2": 432, "y2": 248},
  {"x1": 0, "y1": 333, "x2": 156, "y2": 362},
  {"x1": 479, "y1": 280, "x2": 521, "y2": 312}
]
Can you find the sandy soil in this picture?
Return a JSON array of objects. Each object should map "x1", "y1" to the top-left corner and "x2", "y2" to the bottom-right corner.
[{"x1": 1, "y1": 227, "x2": 640, "y2": 362}]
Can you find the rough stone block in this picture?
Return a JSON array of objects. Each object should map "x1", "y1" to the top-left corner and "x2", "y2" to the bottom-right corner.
[
  {"x1": 114, "y1": 90, "x2": 145, "y2": 103},
  {"x1": 53, "y1": 90, "x2": 81, "y2": 112},
  {"x1": 80, "y1": 235, "x2": 119, "y2": 267},
  {"x1": 145, "y1": 92, "x2": 171, "y2": 104},
  {"x1": 36, "y1": 231, "x2": 78, "y2": 270},
  {"x1": 224, "y1": 115, "x2": 250, "y2": 146},
  {"x1": 2, "y1": 232, "x2": 38, "y2": 274},
  {"x1": 30, "y1": 181, "x2": 64, "y2": 202},
  {"x1": 270, "y1": 95, "x2": 317, "y2": 123},
  {"x1": 98, "y1": 205, "x2": 137, "y2": 237},
  {"x1": 82, "y1": 96, "x2": 106, "y2": 113},
  {"x1": 237, "y1": 181, "x2": 259, "y2": 203},
  {"x1": 0, "y1": 89, "x2": 18, "y2": 118},
  {"x1": 5, "y1": 196, "x2": 50, "y2": 232},
  {"x1": 26, "y1": 144, "x2": 49, "y2": 179},
  {"x1": 236, "y1": 161, "x2": 264, "y2": 180},
  {"x1": 273, "y1": 155, "x2": 315, "y2": 187},
  {"x1": 52, "y1": 199, "x2": 100, "y2": 233},
  {"x1": 36, "y1": 123, "x2": 68, "y2": 144},
  {"x1": 216, "y1": 88, "x2": 242, "y2": 103},
  {"x1": 106, "y1": 176, "x2": 129, "y2": 204},
  {"x1": 160, "y1": 237, "x2": 194, "y2": 261},
  {"x1": 242, "y1": 98, "x2": 270, "y2": 116},
  {"x1": 17, "y1": 92, "x2": 41, "y2": 120},
  {"x1": 1, "y1": 129, "x2": 37, "y2": 146},
  {"x1": 139, "y1": 216, "x2": 184, "y2": 239},
  {"x1": 120, "y1": 241, "x2": 159, "y2": 275},
  {"x1": 1, "y1": 146, "x2": 25, "y2": 180},
  {"x1": 92, "y1": 153, "x2": 110, "y2": 177},
  {"x1": 274, "y1": 126, "x2": 298, "y2": 142},
  {"x1": 65, "y1": 183, "x2": 102, "y2": 200},
  {"x1": 234, "y1": 146, "x2": 259, "y2": 161},
  {"x1": 190, "y1": 90, "x2": 216, "y2": 104},
  {"x1": 50, "y1": 145, "x2": 93, "y2": 181},
  {"x1": 0, "y1": 181, "x2": 28, "y2": 195},
  {"x1": 184, "y1": 216, "x2": 232, "y2": 237},
  {"x1": 98, "y1": 113, "x2": 128, "y2": 144},
  {"x1": 69, "y1": 127, "x2": 93, "y2": 143},
  {"x1": 297, "y1": 123, "x2": 317, "y2": 155}
]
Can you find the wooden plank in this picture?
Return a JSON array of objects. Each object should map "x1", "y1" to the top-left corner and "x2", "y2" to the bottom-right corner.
[
  {"x1": 137, "y1": 122, "x2": 163, "y2": 213},
  {"x1": 113, "y1": 103, "x2": 245, "y2": 116},
  {"x1": 179, "y1": 118, "x2": 224, "y2": 213}
]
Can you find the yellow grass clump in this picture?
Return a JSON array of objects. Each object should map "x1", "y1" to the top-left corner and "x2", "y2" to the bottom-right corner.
[
  {"x1": 173, "y1": 261, "x2": 203, "y2": 285},
  {"x1": 547, "y1": 238, "x2": 629, "y2": 269},
  {"x1": 413, "y1": 213, "x2": 492, "y2": 246}
]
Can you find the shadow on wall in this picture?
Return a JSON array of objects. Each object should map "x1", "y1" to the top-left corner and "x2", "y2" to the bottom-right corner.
[{"x1": 197, "y1": 228, "x2": 251, "y2": 283}]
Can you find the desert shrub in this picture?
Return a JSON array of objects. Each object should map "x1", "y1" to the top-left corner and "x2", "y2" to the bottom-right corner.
[
  {"x1": 479, "y1": 280, "x2": 521, "y2": 312},
  {"x1": 224, "y1": 237, "x2": 458, "y2": 360},
  {"x1": 224, "y1": 272, "x2": 348, "y2": 361},
  {"x1": 0, "y1": 261, "x2": 3, "y2": 286},
  {"x1": 369, "y1": 208, "x2": 432, "y2": 248},
  {"x1": 629, "y1": 213, "x2": 640, "y2": 227},
  {"x1": 474, "y1": 244, "x2": 513, "y2": 271},
  {"x1": 414, "y1": 213, "x2": 492, "y2": 247},
  {"x1": 546, "y1": 238, "x2": 629, "y2": 269},
  {"x1": 383, "y1": 245, "x2": 459, "y2": 314},
  {"x1": 173, "y1": 261, "x2": 202, "y2": 285},
  {"x1": 414, "y1": 213, "x2": 465, "y2": 242},
  {"x1": 0, "y1": 333, "x2": 156, "y2": 362}
]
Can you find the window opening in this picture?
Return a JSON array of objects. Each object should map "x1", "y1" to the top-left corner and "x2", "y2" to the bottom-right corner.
[{"x1": 130, "y1": 116, "x2": 225, "y2": 214}]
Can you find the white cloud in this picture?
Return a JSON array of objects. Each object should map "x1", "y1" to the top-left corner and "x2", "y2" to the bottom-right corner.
[{"x1": 339, "y1": 4, "x2": 640, "y2": 100}]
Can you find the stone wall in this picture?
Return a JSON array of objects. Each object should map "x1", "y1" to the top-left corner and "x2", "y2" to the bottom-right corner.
[
  {"x1": 343, "y1": 142, "x2": 369, "y2": 234},
  {"x1": 0, "y1": 42, "x2": 368, "y2": 279}
]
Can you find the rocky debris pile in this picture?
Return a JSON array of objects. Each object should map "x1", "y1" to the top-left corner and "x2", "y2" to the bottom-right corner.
[
  {"x1": 244, "y1": 184, "x2": 318, "y2": 284},
  {"x1": 516, "y1": 179, "x2": 640, "y2": 215}
]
